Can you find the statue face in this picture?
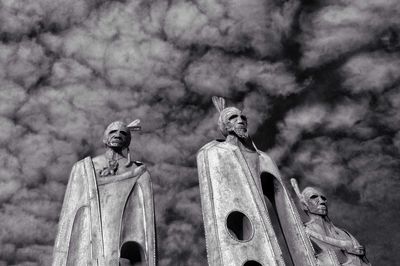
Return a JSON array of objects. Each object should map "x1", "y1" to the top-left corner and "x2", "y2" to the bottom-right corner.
[
  {"x1": 303, "y1": 187, "x2": 328, "y2": 216},
  {"x1": 223, "y1": 108, "x2": 248, "y2": 139},
  {"x1": 103, "y1": 121, "x2": 131, "y2": 149}
]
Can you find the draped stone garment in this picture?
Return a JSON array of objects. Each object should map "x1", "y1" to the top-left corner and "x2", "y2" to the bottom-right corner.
[
  {"x1": 197, "y1": 140, "x2": 316, "y2": 266},
  {"x1": 305, "y1": 219, "x2": 371, "y2": 266},
  {"x1": 52, "y1": 157, "x2": 156, "y2": 266}
]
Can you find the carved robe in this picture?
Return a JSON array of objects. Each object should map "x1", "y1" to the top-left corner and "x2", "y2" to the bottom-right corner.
[
  {"x1": 305, "y1": 218, "x2": 371, "y2": 266},
  {"x1": 197, "y1": 140, "x2": 316, "y2": 266},
  {"x1": 52, "y1": 157, "x2": 156, "y2": 266}
]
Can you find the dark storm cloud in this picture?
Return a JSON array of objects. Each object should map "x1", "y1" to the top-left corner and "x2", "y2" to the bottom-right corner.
[
  {"x1": 0, "y1": 0, "x2": 398, "y2": 265},
  {"x1": 299, "y1": 0, "x2": 400, "y2": 68}
]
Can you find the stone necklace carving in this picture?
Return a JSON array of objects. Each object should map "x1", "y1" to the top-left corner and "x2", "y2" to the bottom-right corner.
[{"x1": 100, "y1": 151, "x2": 125, "y2": 177}]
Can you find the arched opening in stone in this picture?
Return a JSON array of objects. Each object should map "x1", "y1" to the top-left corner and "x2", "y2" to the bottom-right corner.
[
  {"x1": 226, "y1": 211, "x2": 253, "y2": 241},
  {"x1": 243, "y1": 260, "x2": 263, "y2": 266},
  {"x1": 120, "y1": 241, "x2": 146, "y2": 266}
]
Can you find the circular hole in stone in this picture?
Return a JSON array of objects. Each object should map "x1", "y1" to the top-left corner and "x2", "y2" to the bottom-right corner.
[
  {"x1": 243, "y1": 260, "x2": 263, "y2": 266},
  {"x1": 226, "y1": 211, "x2": 253, "y2": 241}
]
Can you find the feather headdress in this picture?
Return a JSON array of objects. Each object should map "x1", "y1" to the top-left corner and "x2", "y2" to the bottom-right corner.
[
  {"x1": 127, "y1": 119, "x2": 141, "y2": 131},
  {"x1": 212, "y1": 96, "x2": 241, "y2": 137},
  {"x1": 212, "y1": 96, "x2": 225, "y2": 113}
]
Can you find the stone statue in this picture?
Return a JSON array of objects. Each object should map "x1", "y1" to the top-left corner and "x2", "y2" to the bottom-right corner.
[
  {"x1": 196, "y1": 97, "x2": 317, "y2": 266},
  {"x1": 52, "y1": 120, "x2": 156, "y2": 266},
  {"x1": 291, "y1": 180, "x2": 371, "y2": 266}
]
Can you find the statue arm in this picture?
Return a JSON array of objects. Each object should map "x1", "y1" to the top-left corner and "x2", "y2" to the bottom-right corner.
[
  {"x1": 97, "y1": 164, "x2": 147, "y2": 185},
  {"x1": 306, "y1": 227, "x2": 366, "y2": 256},
  {"x1": 305, "y1": 227, "x2": 355, "y2": 250}
]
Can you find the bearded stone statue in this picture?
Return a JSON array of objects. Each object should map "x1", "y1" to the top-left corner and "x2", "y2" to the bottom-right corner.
[
  {"x1": 291, "y1": 180, "x2": 371, "y2": 266},
  {"x1": 52, "y1": 120, "x2": 156, "y2": 266},
  {"x1": 196, "y1": 97, "x2": 317, "y2": 266}
]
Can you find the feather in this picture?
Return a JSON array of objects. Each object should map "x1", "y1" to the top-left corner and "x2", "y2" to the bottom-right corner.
[
  {"x1": 212, "y1": 96, "x2": 225, "y2": 113},
  {"x1": 127, "y1": 119, "x2": 141, "y2": 131},
  {"x1": 290, "y1": 178, "x2": 306, "y2": 205}
]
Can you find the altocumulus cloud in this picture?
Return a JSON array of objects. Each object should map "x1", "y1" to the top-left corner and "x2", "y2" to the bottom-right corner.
[{"x1": 0, "y1": 0, "x2": 399, "y2": 265}]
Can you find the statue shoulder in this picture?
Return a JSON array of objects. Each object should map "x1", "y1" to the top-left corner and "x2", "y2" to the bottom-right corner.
[
  {"x1": 91, "y1": 154, "x2": 106, "y2": 164},
  {"x1": 258, "y1": 151, "x2": 280, "y2": 170},
  {"x1": 304, "y1": 219, "x2": 320, "y2": 231},
  {"x1": 91, "y1": 154, "x2": 107, "y2": 172},
  {"x1": 198, "y1": 139, "x2": 238, "y2": 155},
  {"x1": 66, "y1": 157, "x2": 95, "y2": 185},
  {"x1": 133, "y1": 160, "x2": 149, "y2": 174},
  {"x1": 132, "y1": 161, "x2": 150, "y2": 182},
  {"x1": 70, "y1": 156, "x2": 93, "y2": 171},
  {"x1": 257, "y1": 150, "x2": 274, "y2": 163},
  {"x1": 198, "y1": 140, "x2": 221, "y2": 155}
]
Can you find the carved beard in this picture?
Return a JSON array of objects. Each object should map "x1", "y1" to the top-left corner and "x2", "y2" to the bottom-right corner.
[{"x1": 233, "y1": 127, "x2": 249, "y2": 139}]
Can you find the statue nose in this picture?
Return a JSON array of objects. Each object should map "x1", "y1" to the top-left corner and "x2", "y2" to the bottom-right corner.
[{"x1": 113, "y1": 132, "x2": 123, "y2": 139}]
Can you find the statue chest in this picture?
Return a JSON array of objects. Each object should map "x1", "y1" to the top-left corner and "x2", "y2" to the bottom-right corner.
[
  {"x1": 97, "y1": 171, "x2": 139, "y2": 262},
  {"x1": 93, "y1": 155, "x2": 136, "y2": 177}
]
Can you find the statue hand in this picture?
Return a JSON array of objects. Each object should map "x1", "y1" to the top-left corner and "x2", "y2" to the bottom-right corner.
[
  {"x1": 100, "y1": 168, "x2": 111, "y2": 177},
  {"x1": 131, "y1": 164, "x2": 147, "y2": 177},
  {"x1": 346, "y1": 245, "x2": 365, "y2": 256}
]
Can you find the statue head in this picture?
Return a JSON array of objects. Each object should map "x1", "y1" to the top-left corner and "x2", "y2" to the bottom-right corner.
[
  {"x1": 213, "y1": 96, "x2": 249, "y2": 139},
  {"x1": 302, "y1": 187, "x2": 328, "y2": 216},
  {"x1": 219, "y1": 107, "x2": 248, "y2": 138},
  {"x1": 103, "y1": 121, "x2": 131, "y2": 149}
]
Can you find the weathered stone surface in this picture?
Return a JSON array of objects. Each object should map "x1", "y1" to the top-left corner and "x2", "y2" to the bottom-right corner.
[
  {"x1": 52, "y1": 120, "x2": 156, "y2": 266},
  {"x1": 197, "y1": 97, "x2": 316, "y2": 266},
  {"x1": 291, "y1": 181, "x2": 371, "y2": 266}
]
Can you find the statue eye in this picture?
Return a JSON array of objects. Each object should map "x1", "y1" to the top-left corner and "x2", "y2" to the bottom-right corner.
[
  {"x1": 241, "y1": 115, "x2": 247, "y2": 121},
  {"x1": 229, "y1": 114, "x2": 238, "y2": 120},
  {"x1": 120, "y1": 131, "x2": 128, "y2": 136},
  {"x1": 321, "y1": 196, "x2": 327, "y2": 201},
  {"x1": 310, "y1": 195, "x2": 318, "y2": 199},
  {"x1": 110, "y1": 130, "x2": 117, "y2": 134}
]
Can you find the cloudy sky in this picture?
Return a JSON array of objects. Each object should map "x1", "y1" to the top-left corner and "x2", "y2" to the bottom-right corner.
[{"x1": 0, "y1": 0, "x2": 399, "y2": 265}]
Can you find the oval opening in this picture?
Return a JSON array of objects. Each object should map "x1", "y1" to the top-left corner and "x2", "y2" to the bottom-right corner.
[
  {"x1": 243, "y1": 260, "x2": 263, "y2": 266},
  {"x1": 226, "y1": 211, "x2": 253, "y2": 241}
]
